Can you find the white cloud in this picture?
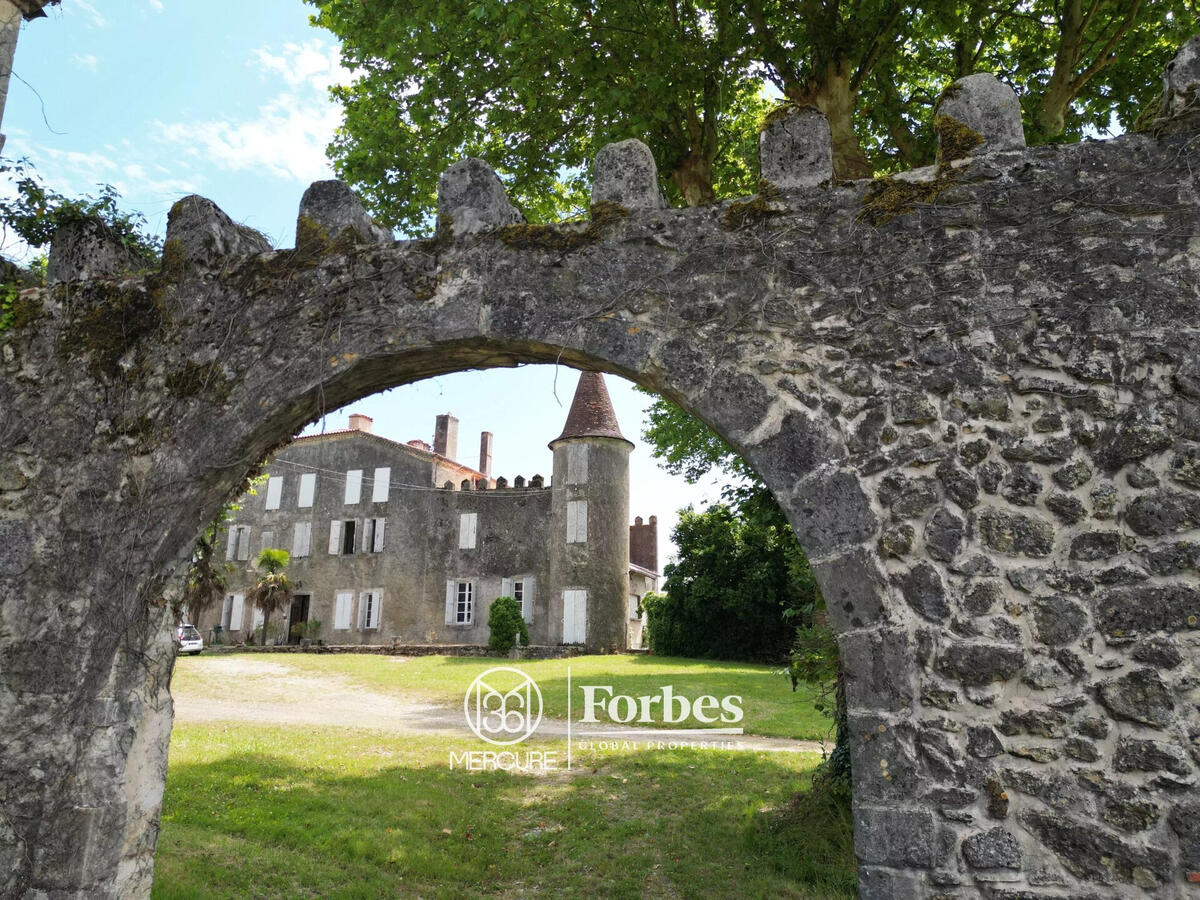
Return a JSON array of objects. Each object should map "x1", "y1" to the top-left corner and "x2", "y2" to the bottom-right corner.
[
  {"x1": 253, "y1": 39, "x2": 347, "y2": 94},
  {"x1": 154, "y1": 41, "x2": 347, "y2": 184},
  {"x1": 149, "y1": 0, "x2": 163, "y2": 11},
  {"x1": 71, "y1": 53, "x2": 98, "y2": 71},
  {"x1": 66, "y1": 0, "x2": 107, "y2": 27}
]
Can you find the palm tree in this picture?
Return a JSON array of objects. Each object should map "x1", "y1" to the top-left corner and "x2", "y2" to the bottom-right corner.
[
  {"x1": 249, "y1": 548, "x2": 294, "y2": 647},
  {"x1": 179, "y1": 522, "x2": 230, "y2": 627}
]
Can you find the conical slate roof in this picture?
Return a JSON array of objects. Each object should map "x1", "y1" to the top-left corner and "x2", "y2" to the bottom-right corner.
[{"x1": 550, "y1": 372, "x2": 632, "y2": 447}]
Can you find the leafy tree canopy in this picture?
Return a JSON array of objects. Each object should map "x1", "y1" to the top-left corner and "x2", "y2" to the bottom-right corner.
[{"x1": 308, "y1": 0, "x2": 1196, "y2": 230}]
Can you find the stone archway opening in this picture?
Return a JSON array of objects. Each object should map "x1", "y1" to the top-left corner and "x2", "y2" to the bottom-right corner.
[{"x1": 3, "y1": 38, "x2": 1200, "y2": 898}]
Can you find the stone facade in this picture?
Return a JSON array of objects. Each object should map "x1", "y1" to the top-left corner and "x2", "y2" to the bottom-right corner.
[
  {"x1": 3, "y1": 34, "x2": 1200, "y2": 899},
  {"x1": 214, "y1": 377, "x2": 657, "y2": 651}
]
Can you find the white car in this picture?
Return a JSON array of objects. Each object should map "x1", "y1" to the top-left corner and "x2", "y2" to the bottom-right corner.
[{"x1": 175, "y1": 623, "x2": 203, "y2": 655}]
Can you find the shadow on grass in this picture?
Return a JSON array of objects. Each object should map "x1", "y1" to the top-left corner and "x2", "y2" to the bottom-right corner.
[{"x1": 152, "y1": 738, "x2": 855, "y2": 899}]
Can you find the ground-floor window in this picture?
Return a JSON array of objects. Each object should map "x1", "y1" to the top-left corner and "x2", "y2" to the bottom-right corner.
[{"x1": 446, "y1": 580, "x2": 473, "y2": 625}]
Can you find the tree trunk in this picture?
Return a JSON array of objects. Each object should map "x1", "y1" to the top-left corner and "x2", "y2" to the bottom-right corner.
[
  {"x1": 787, "y1": 61, "x2": 874, "y2": 180},
  {"x1": 671, "y1": 151, "x2": 716, "y2": 206},
  {"x1": 260, "y1": 609, "x2": 270, "y2": 648}
]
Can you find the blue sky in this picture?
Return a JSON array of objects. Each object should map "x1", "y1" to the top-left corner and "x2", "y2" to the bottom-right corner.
[{"x1": 6, "y1": 0, "x2": 727, "y2": 563}]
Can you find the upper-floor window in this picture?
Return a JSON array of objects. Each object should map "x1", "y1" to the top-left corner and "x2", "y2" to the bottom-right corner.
[
  {"x1": 225, "y1": 525, "x2": 251, "y2": 561},
  {"x1": 292, "y1": 522, "x2": 312, "y2": 558},
  {"x1": 446, "y1": 580, "x2": 473, "y2": 625},
  {"x1": 364, "y1": 517, "x2": 386, "y2": 553},
  {"x1": 567, "y1": 444, "x2": 588, "y2": 484},
  {"x1": 372, "y1": 467, "x2": 391, "y2": 503},
  {"x1": 344, "y1": 469, "x2": 363, "y2": 505},
  {"x1": 298, "y1": 473, "x2": 316, "y2": 508},
  {"x1": 265, "y1": 476, "x2": 283, "y2": 510},
  {"x1": 328, "y1": 519, "x2": 358, "y2": 555},
  {"x1": 459, "y1": 512, "x2": 478, "y2": 549},
  {"x1": 566, "y1": 500, "x2": 588, "y2": 543}
]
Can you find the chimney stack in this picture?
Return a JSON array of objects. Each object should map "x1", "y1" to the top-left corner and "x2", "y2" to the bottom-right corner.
[
  {"x1": 630, "y1": 515, "x2": 658, "y2": 573},
  {"x1": 434, "y1": 414, "x2": 459, "y2": 460},
  {"x1": 479, "y1": 431, "x2": 493, "y2": 477},
  {"x1": 348, "y1": 413, "x2": 373, "y2": 433}
]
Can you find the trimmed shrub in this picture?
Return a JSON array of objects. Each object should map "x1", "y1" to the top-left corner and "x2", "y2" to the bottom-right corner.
[{"x1": 487, "y1": 596, "x2": 529, "y2": 653}]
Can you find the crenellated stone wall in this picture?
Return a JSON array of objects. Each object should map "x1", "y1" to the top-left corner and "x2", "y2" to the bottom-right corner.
[{"x1": 2, "y1": 36, "x2": 1200, "y2": 899}]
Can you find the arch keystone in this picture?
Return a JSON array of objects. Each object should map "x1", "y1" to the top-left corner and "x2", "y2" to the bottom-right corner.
[{"x1": 436, "y1": 158, "x2": 524, "y2": 236}]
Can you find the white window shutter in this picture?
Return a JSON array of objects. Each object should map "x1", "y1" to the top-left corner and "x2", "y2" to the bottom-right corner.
[
  {"x1": 298, "y1": 473, "x2": 316, "y2": 508},
  {"x1": 328, "y1": 520, "x2": 342, "y2": 555},
  {"x1": 445, "y1": 580, "x2": 456, "y2": 624},
  {"x1": 524, "y1": 576, "x2": 535, "y2": 623},
  {"x1": 567, "y1": 501, "x2": 588, "y2": 543},
  {"x1": 261, "y1": 530, "x2": 274, "y2": 553},
  {"x1": 344, "y1": 469, "x2": 363, "y2": 505},
  {"x1": 373, "y1": 518, "x2": 386, "y2": 553},
  {"x1": 372, "y1": 467, "x2": 390, "y2": 503},
  {"x1": 361, "y1": 518, "x2": 371, "y2": 553},
  {"x1": 237, "y1": 526, "x2": 252, "y2": 560},
  {"x1": 334, "y1": 591, "x2": 352, "y2": 630},
  {"x1": 358, "y1": 592, "x2": 368, "y2": 628},
  {"x1": 229, "y1": 593, "x2": 245, "y2": 631},
  {"x1": 265, "y1": 476, "x2": 283, "y2": 510},
  {"x1": 459, "y1": 513, "x2": 478, "y2": 550},
  {"x1": 568, "y1": 444, "x2": 588, "y2": 484},
  {"x1": 501, "y1": 577, "x2": 512, "y2": 599},
  {"x1": 225, "y1": 528, "x2": 236, "y2": 561},
  {"x1": 468, "y1": 513, "x2": 478, "y2": 548},
  {"x1": 370, "y1": 590, "x2": 381, "y2": 628}
]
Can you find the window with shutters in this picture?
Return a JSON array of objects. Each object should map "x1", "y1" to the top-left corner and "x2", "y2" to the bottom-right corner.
[
  {"x1": 455, "y1": 581, "x2": 473, "y2": 624},
  {"x1": 298, "y1": 473, "x2": 316, "y2": 508},
  {"x1": 363, "y1": 517, "x2": 386, "y2": 553},
  {"x1": 510, "y1": 576, "x2": 535, "y2": 623},
  {"x1": 333, "y1": 591, "x2": 353, "y2": 630},
  {"x1": 292, "y1": 522, "x2": 312, "y2": 558},
  {"x1": 629, "y1": 595, "x2": 641, "y2": 619},
  {"x1": 264, "y1": 476, "x2": 283, "y2": 510},
  {"x1": 566, "y1": 500, "x2": 588, "y2": 543},
  {"x1": 344, "y1": 469, "x2": 363, "y2": 504},
  {"x1": 341, "y1": 520, "x2": 358, "y2": 555},
  {"x1": 371, "y1": 467, "x2": 390, "y2": 503},
  {"x1": 226, "y1": 593, "x2": 245, "y2": 632},
  {"x1": 359, "y1": 589, "x2": 382, "y2": 629},
  {"x1": 567, "y1": 444, "x2": 588, "y2": 484},
  {"x1": 459, "y1": 512, "x2": 478, "y2": 549},
  {"x1": 226, "y1": 525, "x2": 252, "y2": 561}
]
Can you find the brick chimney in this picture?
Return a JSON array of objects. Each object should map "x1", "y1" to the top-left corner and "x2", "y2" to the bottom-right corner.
[
  {"x1": 630, "y1": 515, "x2": 658, "y2": 573},
  {"x1": 348, "y1": 413, "x2": 373, "y2": 433},
  {"x1": 434, "y1": 414, "x2": 458, "y2": 460},
  {"x1": 479, "y1": 431, "x2": 493, "y2": 477}
]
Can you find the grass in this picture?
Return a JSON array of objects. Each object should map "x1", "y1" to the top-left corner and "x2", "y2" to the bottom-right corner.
[
  {"x1": 172, "y1": 653, "x2": 833, "y2": 741},
  {"x1": 152, "y1": 724, "x2": 856, "y2": 899}
]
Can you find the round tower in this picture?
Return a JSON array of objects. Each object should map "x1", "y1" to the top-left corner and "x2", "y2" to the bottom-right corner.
[{"x1": 548, "y1": 372, "x2": 632, "y2": 651}]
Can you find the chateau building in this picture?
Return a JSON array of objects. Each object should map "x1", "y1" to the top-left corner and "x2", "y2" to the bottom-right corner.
[{"x1": 215, "y1": 372, "x2": 657, "y2": 650}]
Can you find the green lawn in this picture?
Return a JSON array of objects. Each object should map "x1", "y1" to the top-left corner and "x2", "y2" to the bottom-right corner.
[
  {"x1": 173, "y1": 652, "x2": 834, "y2": 741},
  {"x1": 152, "y1": 724, "x2": 856, "y2": 899}
]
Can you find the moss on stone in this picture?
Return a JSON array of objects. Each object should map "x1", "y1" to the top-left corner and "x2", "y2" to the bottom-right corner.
[
  {"x1": 159, "y1": 239, "x2": 190, "y2": 282},
  {"x1": 58, "y1": 282, "x2": 164, "y2": 380},
  {"x1": 1, "y1": 291, "x2": 44, "y2": 333},
  {"x1": 721, "y1": 182, "x2": 784, "y2": 230},
  {"x1": 934, "y1": 113, "x2": 985, "y2": 166},
  {"x1": 497, "y1": 202, "x2": 629, "y2": 253},
  {"x1": 166, "y1": 360, "x2": 233, "y2": 402}
]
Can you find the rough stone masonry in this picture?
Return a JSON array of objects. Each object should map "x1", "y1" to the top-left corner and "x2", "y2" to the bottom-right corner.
[{"x1": 2, "y1": 35, "x2": 1200, "y2": 900}]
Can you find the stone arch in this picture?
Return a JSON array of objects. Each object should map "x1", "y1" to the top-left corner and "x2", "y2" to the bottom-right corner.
[{"x1": 2, "y1": 38, "x2": 1200, "y2": 898}]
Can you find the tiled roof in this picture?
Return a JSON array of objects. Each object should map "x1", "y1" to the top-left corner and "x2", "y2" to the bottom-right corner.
[
  {"x1": 290, "y1": 429, "x2": 486, "y2": 478},
  {"x1": 551, "y1": 372, "x2": 630, "y2": 446}
]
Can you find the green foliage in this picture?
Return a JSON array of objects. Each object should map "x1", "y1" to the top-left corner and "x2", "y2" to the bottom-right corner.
[
  {"x1": 647, "y1": 504, "x2": 816, "y2": 662},
  {"x1": 178, "y1": 521, "x2": 232, "y2": 625},
  {"x1": 0, "y1": 159, "x2": 161, "y2": 265},
  {"x1": 486, "y1": 596, "x2": 529, "y2": 654},
  {"x1": 251, "y1": 550, "x2": 295, "y2": 647}
]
